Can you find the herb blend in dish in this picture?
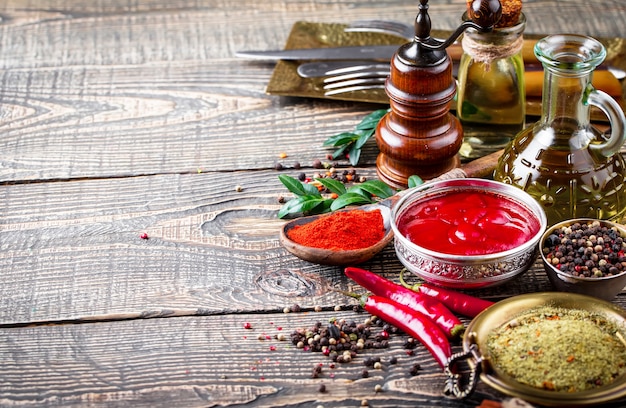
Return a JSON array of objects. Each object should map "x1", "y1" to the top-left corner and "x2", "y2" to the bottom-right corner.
[{"x1": 487, "y1": 306, "x2": 626, "y2": 392}]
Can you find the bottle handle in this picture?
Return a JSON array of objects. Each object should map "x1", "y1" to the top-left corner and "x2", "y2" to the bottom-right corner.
[{"x1": 586, "y1": 86, "x2": 626, "y2": 158}]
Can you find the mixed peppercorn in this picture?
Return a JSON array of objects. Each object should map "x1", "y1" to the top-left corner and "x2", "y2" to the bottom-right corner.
[
  {"x1": 289, "y1": 316, "x2": 423, "y2": 379},
  {"x1": 542, "y1": 220, "x2": 626, "y2": 278}
]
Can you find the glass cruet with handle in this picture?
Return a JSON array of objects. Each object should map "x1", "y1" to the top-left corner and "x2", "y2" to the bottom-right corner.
[{"x1": 494, "y1": 34, "x2": 626, "y2": 225}]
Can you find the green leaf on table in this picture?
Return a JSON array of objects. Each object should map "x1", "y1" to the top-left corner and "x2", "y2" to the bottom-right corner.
[
  {"x1": 278, "y1": 195, "x2": 330, "y2": 219},
  {"x1": 408, "y1": 175, "x2": 425, "y2": 188},
  {"x1": 354, "y1": 128, "x2": 375, "y2": 149},
  {"x1": 278, "y1": 174, "x2": 321, "y2": 197},
  {"x1": 323, "y1": 108, "x2": 389, "y2": 166},
  {"x1": 356, "y1": 108, "x2": 389, "y2": 130},
  {"x1": 350, "y1": 180, "x2": 396, "y2": 199},
  {"x1": 331, "y1": 144, "x2": 349, "y2": 160},
  {"x1": 330, "y1": 192, "x2": 374, "y2": 211},
  {"x1": 316, "y1": 177, "x2": 347, "y2": 196},
  {"x1": 322, "y1": 132, "x2": 359, "y2": 147},
  {"x1": 347, "y1": 142, "x2": 362, "y2": 166}
]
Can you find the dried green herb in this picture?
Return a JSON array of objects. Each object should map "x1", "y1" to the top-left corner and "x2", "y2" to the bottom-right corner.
[{"x1": 487, "y1": 306, "x2": 626, "y2": 392}]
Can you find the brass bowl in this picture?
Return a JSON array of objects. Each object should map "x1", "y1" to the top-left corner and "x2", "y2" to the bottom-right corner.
[
  {"x1": 447, "y1": 292, "x2": 626, "y2": 406},
  {"x1": 391, "y1": 178, "x2": 547, "y2": 289},
  {"x1": 540, "y1": 218, "x2": 626, "y2": 301}
]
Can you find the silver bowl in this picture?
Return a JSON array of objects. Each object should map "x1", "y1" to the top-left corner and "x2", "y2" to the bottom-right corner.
[
  {"x1": 391, "y1": 178, "x2": 547, "y2": 289},
  {"x1": 540, "y1": 218, "x2": 626, "y2": 301}
]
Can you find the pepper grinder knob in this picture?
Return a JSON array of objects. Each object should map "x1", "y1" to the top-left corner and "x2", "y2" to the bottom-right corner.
[
  {"x1": 411, "y1": 0, "x2": 502, "y2": 54},
  {"x1": 467, "y1": 0, "x2": 502, "y2": 30},
  {"x1": 374, "y1": 0, "x2": 502, "y2": 188}
]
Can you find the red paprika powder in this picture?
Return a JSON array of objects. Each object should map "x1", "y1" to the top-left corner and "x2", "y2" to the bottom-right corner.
[{"x1": 287, "y1": 209, "x2": 386, "y2": 251}]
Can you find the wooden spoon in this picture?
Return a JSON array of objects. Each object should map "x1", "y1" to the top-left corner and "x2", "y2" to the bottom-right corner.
[
  {"x1": 279, "y1": 149, "x2": 503, "y2": 266},
  {"x1": 280, "y1": 202, "x2": 396, "y2": 266}
]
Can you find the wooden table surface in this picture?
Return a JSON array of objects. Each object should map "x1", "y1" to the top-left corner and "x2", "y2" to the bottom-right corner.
[{"x1": 2, "y1": 0, "x2": 626, "y2": 407}]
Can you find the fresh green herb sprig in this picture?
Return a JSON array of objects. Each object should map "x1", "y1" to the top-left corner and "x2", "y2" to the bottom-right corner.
[
  {"x1": 277, "y1": 173, "x2": 425, "y2": 218},
  {"x1": 323, "y1": 108, "x2": 389, "y2": 166},
  {"x1": 277, "y1": 174, "x2": 396, "y2": 219}
]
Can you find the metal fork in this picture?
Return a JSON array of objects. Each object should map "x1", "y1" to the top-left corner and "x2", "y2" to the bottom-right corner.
[
  {"x1": 321, "y1": 66, "x2": 388, "y2": 96},
  {"x1": 345, "y1": 19, "x2": 414, "y2": 41}
]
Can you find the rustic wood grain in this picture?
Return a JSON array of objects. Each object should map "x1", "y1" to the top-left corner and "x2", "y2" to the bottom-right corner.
[
  {"x1": 0, "y1": 310, "x2": 539, "y2": 408},
  {"x1": 1, "y1": 0, "x2": 626, "y2": 406},
  {"x1": 0, "y1": 167, "x2": 561, "y2": 326},
  {"x1": 1, "y1": 0, "x2": 625, "y2": 182}
]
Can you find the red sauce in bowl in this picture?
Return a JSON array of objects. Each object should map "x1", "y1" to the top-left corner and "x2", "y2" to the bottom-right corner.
[{"x1": 397, "y1": 190, "x2": 540, "y2": 256}]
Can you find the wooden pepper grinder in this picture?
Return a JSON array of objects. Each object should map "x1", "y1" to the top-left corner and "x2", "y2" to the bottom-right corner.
[{"x1": 375, "y1": 0, "x2": 502, "y2": 188}]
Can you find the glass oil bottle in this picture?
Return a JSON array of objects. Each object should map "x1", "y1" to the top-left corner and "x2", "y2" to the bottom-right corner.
[
  {"x1": 456, "y1": 12, "x2": 526, "y2": 159},
  {"x1": 494, "y1": 34, "x2": 626, "y2": 225}
]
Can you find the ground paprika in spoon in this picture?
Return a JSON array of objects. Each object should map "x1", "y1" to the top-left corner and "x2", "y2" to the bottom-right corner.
[{"x1": 286, "y1": 209, "x2": 386, "y2": 251}]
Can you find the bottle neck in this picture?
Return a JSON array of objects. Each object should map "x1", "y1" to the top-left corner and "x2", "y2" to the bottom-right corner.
[
  {"x1": 540, "y1": 66, "x2": 594, "y2": 130},
  {"x1": 461, "y1": 12, "x2": 526, "y2": 63},
  {"x1": 534, "y1": 34, "x2": 607, "y2": 134}
]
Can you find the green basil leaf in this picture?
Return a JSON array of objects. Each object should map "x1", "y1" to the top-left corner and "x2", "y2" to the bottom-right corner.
[
  {"x1": 277, "y1": 196, "x2": 307, "y2": 218},
  {"x1": 344, "y1": 186, "x2": 371, "y2": 199},
  {"x1": 355, "y1": 108, "x2": 389, "y2": 130},
  {"x1": 331, "y1": 144, "x2": 349, "y2": 160},
  {"x1": 348, "y1": 143, "x2": 361, "y2": 166},
  {"x1": 278, "y1": 196, "x2": 329, "y2": 218},
  {"x1": 407, "y1": 175, "x2": 425, "y2": 188},
  {"x1": 315, "y1": 177, "x2": 347, "y2": 196},
  {"x1": 322, "y1": 132, "x2": 359, "y2": 147},
  {"x1": 350, "y1": 180, "x2": 396, "y2": 199},
  {"x1": 278, "y1": 174, "x2": 321, "y2": 197},
  {"x1": 354, "y1": 128, "x2": 375, "y2": 149},
  {"x1": 316, "y1": 199, "x2": 334, "y2": 213},
  {"x1": 330, "y1": 192, "x2": 373, "y2": 211}
]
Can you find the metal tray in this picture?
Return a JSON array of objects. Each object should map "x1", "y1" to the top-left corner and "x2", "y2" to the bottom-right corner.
[
  {"x1": 266, "y1": 21, "x2": 626, "y2": 119},
  {"x1": 455, "y1": 292, "x2": 626, "y2": 406}
]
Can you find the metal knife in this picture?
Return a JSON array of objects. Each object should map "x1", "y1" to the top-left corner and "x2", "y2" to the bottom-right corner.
[
  {"x1": 235, "y1": 45, "x2": 399, "y2": 61},
  {"x1": 236, "y1": 45, "x2": 626, "y2": 80}
]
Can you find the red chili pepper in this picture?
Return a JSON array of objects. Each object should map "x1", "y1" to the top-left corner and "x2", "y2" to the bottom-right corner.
[
  {"x1": 417, "y1": 283, "x2": 494, "y2": 317},
  {"x1": 363, "y1": 295, "x2": 451, "y2": 369},
  {"x1": 397, "y1": 268, "x2": 494, "y2": 317},
  {"x1": 345, "y1": 267, "x2": 465, "y2": 338}
]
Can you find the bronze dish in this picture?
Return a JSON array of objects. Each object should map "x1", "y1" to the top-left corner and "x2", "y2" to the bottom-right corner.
[
  {"x1": 446, "y1": 292, "x2": 626, "y2": 406},
  {"x1": 266, "y1": 21, "x2": 626, "y2": 121}
]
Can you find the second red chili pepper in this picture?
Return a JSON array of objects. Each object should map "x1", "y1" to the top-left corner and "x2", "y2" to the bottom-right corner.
[
  {"x1": 398, "y1": 268, "x2": 494, "y2": 317},
  {"x1": 345, "y1": 267, "x2": 465, "y2": 338},
  {"x1": 363, "y1": 295, "x2": 452, "y2": 369}
]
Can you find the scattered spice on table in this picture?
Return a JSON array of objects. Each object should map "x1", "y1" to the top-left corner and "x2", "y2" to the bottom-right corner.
[
  {"x1": 286, "y1": 209, "x2": 385, "y2": 251},
  {"x1": 487, "y1": 305, "x2": 626, "y2": 392}
]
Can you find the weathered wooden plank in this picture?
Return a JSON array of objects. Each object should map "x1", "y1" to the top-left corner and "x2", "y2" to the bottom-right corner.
[
  {"x1": 0, "y1": 59, "x2": 381, "y2": 182},
  {"x1": 0, "y1": 309, "x2": 513, "y2": 407},
  {"x1": 0, "y1": 164, "x2": 610, "y2": 326},
  {"x1": 1, "y1": 0, "x2": 625, "y2": 182}
]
